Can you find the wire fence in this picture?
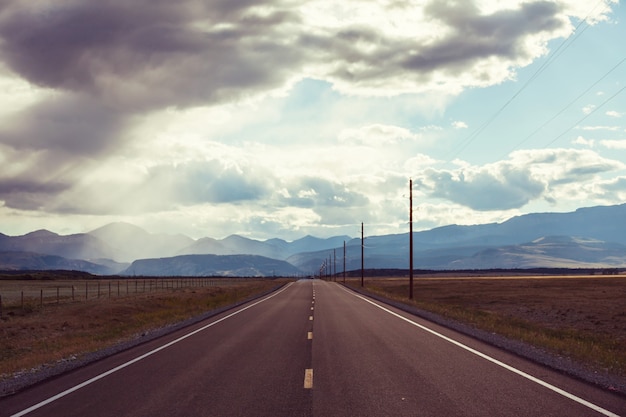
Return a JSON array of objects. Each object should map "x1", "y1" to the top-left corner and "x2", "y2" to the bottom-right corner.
[{"x1": 0, "y1": 278, "x2": 244, "y2": 316}]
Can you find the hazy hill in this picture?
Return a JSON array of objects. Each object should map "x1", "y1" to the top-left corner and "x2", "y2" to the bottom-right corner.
[
  {"x1": 179, "y1": 235, "x2": 284, "y2": 259},
  {"x1": 288, "y1": 235, "x2": 353, "y2": 255},
  {"x1": 0, "y1": 230, "x2": 115, "y2": 260},
  {"x1": 123, "y1": 254, "x2": 302, "y2": 277},
  {"x1": 410, "y1": 204, "x2": 626, "y2": 248},
  {"x1": 89, "y1": 222, "x2": 194, "y2": 262},
  {"x1": 0, "y1": 251, "x2": 116, "y2": 275},
  {"x1": 448, "y1": 236, "x2": 626, "y2": 269},
  {"x1": 178, "y1": 233, "x2": 352, "y2": 260}
]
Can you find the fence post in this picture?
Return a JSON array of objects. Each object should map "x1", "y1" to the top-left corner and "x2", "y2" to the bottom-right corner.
[
  {"x1": 117, "y1": 281, "x2": 120, "y2": 297},
  {"x1": 21, "y1": 291, "x2": 24, "y2": 310},
  {"x1": 108, "y1": 282, "x2": 111, "y2": 298},
  {"x1": 98, "y1": 282, "x2": 101, "y2": 299},
  {"x1": 0, "y1": 294, "x2": 3, "y2": 318},
  {"x1": 40, "y1": 289, "x2": 43, "y2": 308},
  {"x1": 72, "y1": 286, "x2": 75, "y2": 301},
  {"x1": 86, "y1": 282, "x2": 88, "y2": 300},
  {"x1": 57, "y1": 287, "x2": 59, "y2": 304}
]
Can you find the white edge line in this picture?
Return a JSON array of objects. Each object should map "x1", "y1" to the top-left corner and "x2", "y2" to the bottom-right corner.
[
  {"x1": 12, "y1": 283, "x2": 294, "y2": 417},
  {"x1": 339, "y1": 285, "x2": 620, "y2": 417}
]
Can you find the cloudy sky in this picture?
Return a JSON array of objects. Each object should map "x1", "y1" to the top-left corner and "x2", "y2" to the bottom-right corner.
[{"x1": 0, "y1": 0, "x2": 624, "y2": 241}]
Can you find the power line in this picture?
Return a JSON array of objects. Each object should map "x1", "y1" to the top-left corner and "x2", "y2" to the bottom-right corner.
[
  {"x1": 448, "y1": 0, "x2": 611, "y2": 160},
  {"x1": 503, "y1": 56, "x2": 626, "y2": 156},
  {"x1": 542, "y1": 84, "x2": 626, "y2": 149}
]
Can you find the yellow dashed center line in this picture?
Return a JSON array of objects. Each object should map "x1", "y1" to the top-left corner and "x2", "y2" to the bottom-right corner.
[
  {"x1": 307, "y1": 332, "x2": 313, "y2": 340},
  {"x1": 304, "y1": 369, "x2": 313, "y2": 389}
]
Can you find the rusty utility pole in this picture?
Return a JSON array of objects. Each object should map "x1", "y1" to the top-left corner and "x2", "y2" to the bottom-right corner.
[
  {"x1": 361, "y1": 222, "x2": 364, "y2": 287},
  {"x1": 409, "y1": 178, "x2": 414, "y2": 300},
  {"x1": 333, "y1": 249, "x2": 336, "y2": 281},
  {"x1": 343, "y1": 240, "x2": 346, "y2": 283}
]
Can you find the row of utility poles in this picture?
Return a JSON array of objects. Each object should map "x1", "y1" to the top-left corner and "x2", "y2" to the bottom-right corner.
[
  {"x1": 318, "y1": 178, "x2": 415, "y2": 300},
  {"x1": 319, "y1": 241, "x2": 348, "y2": 283}
]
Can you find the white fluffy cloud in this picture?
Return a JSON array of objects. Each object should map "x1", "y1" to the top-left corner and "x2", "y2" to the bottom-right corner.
[
  {"x1": 415, "y1": 149, "x2": 624, "y2": 211},
  {"x1": 338, "y1": 124, "x2": 422, "y2": 145},
  {"x1": 600, "y1": 140, "x2": 626, "y2": 149}
]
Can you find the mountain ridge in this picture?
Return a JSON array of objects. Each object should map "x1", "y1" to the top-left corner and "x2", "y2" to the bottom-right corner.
[
  {"x1": 123, "y1": 254, "x2": 301, "y2": 277},
  {"x1": 2, "y1": 203, "x2": 626, "y2": 275}
]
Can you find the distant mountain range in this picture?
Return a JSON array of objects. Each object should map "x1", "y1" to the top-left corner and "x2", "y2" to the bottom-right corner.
[
  {"x1": 2, "y1": 203, "x2": 626, "y2": 275},
  {"x1": 0, "y1": 251, "x2": 113, "y2": 274}
]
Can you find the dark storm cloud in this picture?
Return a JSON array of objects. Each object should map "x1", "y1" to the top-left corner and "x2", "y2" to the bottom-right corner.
[
  {"x1": 0, "y1": 0, "x2": 302, "y2": 111},
  {"x1": 407, "y1": 1, "x2": 564, "y2": 71},
  {"x1": 0, "y1": 0, "x2": 570, "y2": 111},
  {"x1": 0, "y1": 177, "x2": 69, "y2": 210},
  {"x1": 303, "y1": 0, "x2": 566, "y2": 89},
  {"x1": 0, "y1": 94, "x2": 125, "y2": 155}
]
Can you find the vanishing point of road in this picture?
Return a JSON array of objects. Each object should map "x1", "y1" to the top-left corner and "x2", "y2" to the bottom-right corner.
[{"x1": 1, "y1": 280, "x2": 624, "y2": 416}]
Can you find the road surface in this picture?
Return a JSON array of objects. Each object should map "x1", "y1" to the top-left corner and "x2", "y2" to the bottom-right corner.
[{"x1": 1, "y1": 280, "x2": 624, "y2": 416}]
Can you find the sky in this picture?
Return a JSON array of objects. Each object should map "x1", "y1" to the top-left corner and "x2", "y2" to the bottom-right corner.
[{"x1": 0, "y1": 0, "x2": 624, "y2": 241}]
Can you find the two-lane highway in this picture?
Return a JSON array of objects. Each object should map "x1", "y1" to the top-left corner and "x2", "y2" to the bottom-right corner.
[{"x1": 1, "y1": 280, "x2": 625, "y2": 416}]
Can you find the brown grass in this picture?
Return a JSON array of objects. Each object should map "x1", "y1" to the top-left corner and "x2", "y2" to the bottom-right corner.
[
  {"x1": 0, "y1": 279, "x2": 286, "y2": 379},
  {"x1": 348, "y1": 275, "x2": 626, "y2": 377}
]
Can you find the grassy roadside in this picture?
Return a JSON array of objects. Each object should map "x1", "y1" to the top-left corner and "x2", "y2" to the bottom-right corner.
[
  {"x1": 0, "y1": 279, "x2": 288, "y2": 380},
  {"x1": 346, "y1": 277, "x2": 626, "y2": 380}
]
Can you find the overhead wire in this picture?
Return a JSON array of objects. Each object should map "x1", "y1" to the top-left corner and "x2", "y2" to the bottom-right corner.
[
  {"x1": 503, "y1": 56, "x2": 626, "y2": 156},
  {"x1": 447, "y1": 0, "x2": 611, "y2": 160},
  {"x1": 542, "y1": 85, "x2": 626, "y2": 149}
]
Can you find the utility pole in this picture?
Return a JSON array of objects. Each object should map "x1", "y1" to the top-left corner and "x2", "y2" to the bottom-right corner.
[
  {"x1": 343, "y1": 240, "x2": 346, "y2": 283},
  {"x1": 409, "y1": 178, "x2": 414, "y2": 300},
  {"x1": 327, "y1": 256, "x2": 331, "y2": 279},
  {"x1": 333, "y1": 249, "x2": 336, "y2": 281},
  {"x1": 361, "y1": 222, "x2": 364, "y2": 287}
]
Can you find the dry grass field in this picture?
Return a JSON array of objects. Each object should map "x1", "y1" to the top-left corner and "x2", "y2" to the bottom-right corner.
[
  {"x1": 0, "y1": 277, "x2": 287, "y2": 382},
  {"x1": 349, "y1": 275, "x2": 626, "y2": 379}
]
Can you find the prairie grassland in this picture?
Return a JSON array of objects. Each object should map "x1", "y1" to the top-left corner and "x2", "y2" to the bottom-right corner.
[
  {"x1": 0, "y1": 277, "x2": 287, "y2": 380},
  {"x1": 348, "y1": 275, "x2": 626, "y2": 378}
]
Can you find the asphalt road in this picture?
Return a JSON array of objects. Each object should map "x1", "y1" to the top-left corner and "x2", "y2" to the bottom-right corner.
[{"x1": 1, "y1": 280, "x2": 625, "y2": 416}]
